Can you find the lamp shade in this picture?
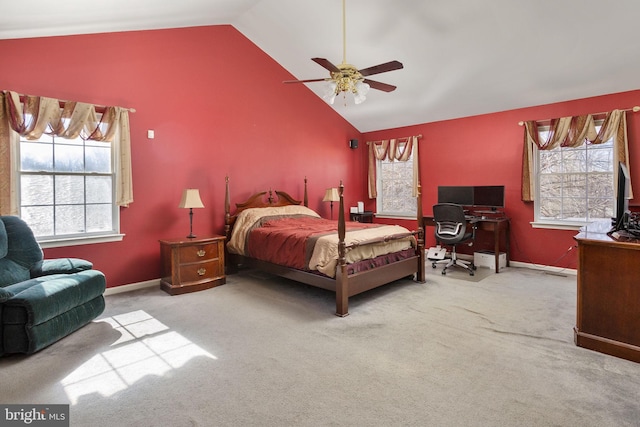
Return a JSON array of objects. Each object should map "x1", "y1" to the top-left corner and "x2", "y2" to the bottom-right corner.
[
  {"x1": 178, "y1": 189, "x2": 204, "y2": 209},
  {"x1": 322, "y1": 188, "x2": 340, "y2": 202}
]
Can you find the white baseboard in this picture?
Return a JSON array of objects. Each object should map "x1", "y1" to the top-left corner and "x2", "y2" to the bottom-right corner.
[
  {"x1": 104, "y1": 278, "x2": 160, "y2": 296},
  {"x1": 442, "y1": 252, "x2": 577, "y2": 276}
]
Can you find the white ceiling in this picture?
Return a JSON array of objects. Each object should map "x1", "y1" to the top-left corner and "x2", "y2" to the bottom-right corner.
[{"x1": 3, "y1": 0, "x2": 640, "y2": 132}]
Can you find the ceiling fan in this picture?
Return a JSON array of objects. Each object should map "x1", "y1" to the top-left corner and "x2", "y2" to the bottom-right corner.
[{"x1": 283, "y1": 0, "x2": 403, "y2": 105}]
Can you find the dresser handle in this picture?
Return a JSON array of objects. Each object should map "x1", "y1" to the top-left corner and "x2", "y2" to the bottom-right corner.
[
  {"x1": 197, "y1": 249, "x2": 206, "y2": 257},
  {"x1": 197, "y1": 268, "x2": 206, "y2": 276}
]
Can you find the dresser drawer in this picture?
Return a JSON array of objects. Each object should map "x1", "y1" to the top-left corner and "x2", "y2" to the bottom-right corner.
[
  {"x1": 179, "y1": 243, "x2": 219, "y2": 263},
  {"x1": 179, "y1": 260, "x2": 222, "y2": 283}
]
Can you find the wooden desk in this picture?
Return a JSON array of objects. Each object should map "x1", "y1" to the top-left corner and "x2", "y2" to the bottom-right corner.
[
  {"x1": 574, "y1": 226, "x2": 640, "y2": 363},
  {"x1": 423, "y1": 216, "x2": 510, "y2": 272}
]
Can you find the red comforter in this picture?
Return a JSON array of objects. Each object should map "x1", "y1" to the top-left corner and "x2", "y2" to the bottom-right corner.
[{"x1": 245, "y1": 215, "x2": 380, "y2": 270}]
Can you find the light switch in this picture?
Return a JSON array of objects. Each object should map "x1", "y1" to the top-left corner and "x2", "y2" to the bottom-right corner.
[{"x1": 147, "y1": 130, "x2": 155, "y2": 139}]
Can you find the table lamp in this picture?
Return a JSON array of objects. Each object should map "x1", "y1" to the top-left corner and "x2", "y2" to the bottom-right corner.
[
  {"x1": 322, "y1": 187, "x2": 340, "y2": 220},
  {"x1": 179, "y1": 189, "x2": 204, "y2": 238}
]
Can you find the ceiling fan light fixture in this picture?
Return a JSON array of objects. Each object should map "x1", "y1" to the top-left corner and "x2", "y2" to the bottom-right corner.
[
  {"x1": 323, "y1": 81, "x2": 338, "y2": 104},
  {"x1": 353, "y1": 81, "x2": 370, "y2": 104}
]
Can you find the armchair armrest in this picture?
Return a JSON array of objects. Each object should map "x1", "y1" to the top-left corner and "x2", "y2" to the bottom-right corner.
[
  {"x1": 30, "y1": 258, "x2": 93, "y2": 278},
  {"x1": 3, "y1": 270, "x2": 106, "y2": 326}
]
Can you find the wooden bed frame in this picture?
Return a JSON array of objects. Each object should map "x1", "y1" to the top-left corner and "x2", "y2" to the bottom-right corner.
[{"x1": 224, "y1": 177, "x2": 426, "y2": 316}]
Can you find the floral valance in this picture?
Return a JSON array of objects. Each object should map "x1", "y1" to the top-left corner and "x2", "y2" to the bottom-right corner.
[{"x1": 0, "y1": 90, "x2": 133, "y2": 215}]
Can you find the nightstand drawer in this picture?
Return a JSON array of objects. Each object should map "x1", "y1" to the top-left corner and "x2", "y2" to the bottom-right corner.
[
  {"x1": 179, "y1": 260, "x2": 221, "y2": 283},
  {"x1": 179, "y1": 243, "x2": 219, "y2": 263}
]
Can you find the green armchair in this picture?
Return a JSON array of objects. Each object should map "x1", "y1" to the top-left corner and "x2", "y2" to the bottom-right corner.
[{"x1": 0, "y1": 216, "x2": 106, "y2": 356}]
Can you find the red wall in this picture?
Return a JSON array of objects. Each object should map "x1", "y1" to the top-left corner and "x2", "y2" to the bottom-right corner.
[
  {"x1": 0, "y1": 26, "x2": 365, "y2": 288},
  {"x1": 364, "y1": 90, "x2": 640, "y2": 270},
  {"x1": 2, "y1": 25, "x2": 638, "y2": 284}
]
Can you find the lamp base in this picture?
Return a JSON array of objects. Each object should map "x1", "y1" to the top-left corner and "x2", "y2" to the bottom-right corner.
[{"x1": 186, "y1": 234, "x2": 197, "y2": 239}]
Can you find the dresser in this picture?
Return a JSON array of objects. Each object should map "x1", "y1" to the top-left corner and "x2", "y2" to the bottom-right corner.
[
  {"x1": 574, "y1": 222, "x2": 640, "y2": 363},
  {"x1": 159, "y1": 236, "x2": 226, "y2": 295}
]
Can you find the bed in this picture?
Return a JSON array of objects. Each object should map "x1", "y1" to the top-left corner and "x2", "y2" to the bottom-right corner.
[{"x1": 224, "y1": 177, "x2": 426, "y2": 316}]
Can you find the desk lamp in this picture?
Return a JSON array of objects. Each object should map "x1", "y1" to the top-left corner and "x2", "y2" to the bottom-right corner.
[{"x1": 179, "y1": 189, "x2": 204, "y2": 238}]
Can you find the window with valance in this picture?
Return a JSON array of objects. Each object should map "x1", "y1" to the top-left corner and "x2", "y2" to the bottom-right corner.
[
  {"x1": 367, "y1": 135, "x2": 420, "y2": 217},
  {"x1": 521, "y1": 109, "x2": 632, "y2": 227},
  {"x1": 0, "y1": 90, "x2": 133, "y2": 245}
]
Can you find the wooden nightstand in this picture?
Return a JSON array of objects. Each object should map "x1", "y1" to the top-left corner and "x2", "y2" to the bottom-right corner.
[{"x1": 159, "y1": 235, "x2": 226, "y2": 295}]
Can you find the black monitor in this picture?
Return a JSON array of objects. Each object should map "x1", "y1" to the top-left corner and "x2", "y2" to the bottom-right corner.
[
  {"x1": 437, "y1": 186, "x2": 474, "y2": 206},
  {"x1": 473, "y1": 186, "x2": 505, "y2": 210},
  {"x1": 613, "y1": 162, "x2": 630, "y2": 231}
]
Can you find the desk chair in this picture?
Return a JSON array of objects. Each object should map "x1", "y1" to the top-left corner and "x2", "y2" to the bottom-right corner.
[{"x1": 432, "y1": 203, "x2": 477, "y2": 276}]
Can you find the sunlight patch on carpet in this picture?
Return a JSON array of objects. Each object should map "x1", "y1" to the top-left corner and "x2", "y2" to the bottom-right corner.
[{"x1": 60, "y1": 310, "x2": 217, "y2": 405}]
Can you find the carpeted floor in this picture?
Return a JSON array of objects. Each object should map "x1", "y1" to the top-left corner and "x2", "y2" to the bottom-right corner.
[{"x1": 1, "y1": 265, "x2": 639, "y2": 426}]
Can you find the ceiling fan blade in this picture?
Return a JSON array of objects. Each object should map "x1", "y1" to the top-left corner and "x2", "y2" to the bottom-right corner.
[
  {"x1": 312, "y1": 58, "x2": 341, "y2": 73},
  {"x1": 283, "y1": 78, "x2": 329, "y2": 84},
  {"x1": 358, "y1": 60, "x2": 403, "y2": 77},
  {"x1": 364, "y1": 79, "x2": 397, "y2": 92}
]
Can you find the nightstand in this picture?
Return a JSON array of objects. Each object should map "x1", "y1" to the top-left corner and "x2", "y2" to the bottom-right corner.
[
  {"x1": 159, "y1": 235, "x2": 226, "y2": 295},
  {"x1": 350, "y1": 211, "x2": 374, "y2": 223}
]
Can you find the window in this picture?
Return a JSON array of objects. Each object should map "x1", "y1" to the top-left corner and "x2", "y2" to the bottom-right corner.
[
  {"x1": 376, "y1": 150, "x2": 417, "y2": 218},
  {"x1": 534, "y1": 125, "x2": 614, "y2": 228},
  {"x1": 17, "y1": 123, "x2": 121, "y2": 246}
]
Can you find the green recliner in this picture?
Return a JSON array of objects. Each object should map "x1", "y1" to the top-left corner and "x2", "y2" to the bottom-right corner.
[{"x1": 0, "y1": 215, "x2": 106, "y2": 356}]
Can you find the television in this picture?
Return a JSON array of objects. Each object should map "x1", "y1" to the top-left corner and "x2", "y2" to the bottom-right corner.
[
  {"x1": 437, "y1": 186, "x2": 474, "y2": 206},
  {"x1": 473, "y1": 186, "x2": 505, "y2": 211},
  {"x1": 612, "y1": 161, "x2": 630, "y2": 231}
]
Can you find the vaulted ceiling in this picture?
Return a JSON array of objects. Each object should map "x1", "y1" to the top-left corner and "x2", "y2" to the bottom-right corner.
[{"x1": 3, "y1": 0, "x2": 640, "y2": 132}]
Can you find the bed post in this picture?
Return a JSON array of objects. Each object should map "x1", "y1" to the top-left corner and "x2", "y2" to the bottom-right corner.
[
  {"x1": 416, "y1": 182, "x2": 426, "y2": 282},
  {"x1": 224, "y1": 176, "x2": 234, "y2": 273},
  {"x1": 335, "y1": 181, "x2": 349, "y2": 317}
]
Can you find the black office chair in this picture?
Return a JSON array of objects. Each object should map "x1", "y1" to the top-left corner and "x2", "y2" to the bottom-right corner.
[{"x1": 432, "y1": 203, "x2": 477, "y2": 276}]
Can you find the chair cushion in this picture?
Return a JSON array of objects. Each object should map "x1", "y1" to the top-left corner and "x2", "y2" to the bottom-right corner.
[
  {"x1": 0, "y1": 287, "x2": 13, "y2": 303},
  {"x1": 0, "y1": 258, "x2": 31, "y2": 287},
  {"x1": 1, "y1": 216, "x2": 43, "y2": 269},
  {"x1": 0, "y1": 219, "x2": 7, "y2": 259}
]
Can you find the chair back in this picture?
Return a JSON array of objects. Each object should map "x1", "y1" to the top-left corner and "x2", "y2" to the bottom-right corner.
[
  {"x1": 0, "y1": 216, "x2": 43, "y2": 286},
  {"x1": 433, "y1": 203, "x2": 468, "y2": 243}
]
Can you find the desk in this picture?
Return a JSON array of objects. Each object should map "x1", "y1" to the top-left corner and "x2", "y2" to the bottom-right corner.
[
  {"x1": 350, "y1": 211, "x2": 374, "y2": 223},
  {"x1": 423, "y1": 216, "x2": 510, "y2": 272},
  {"x1": 574, "y1": 224, "x2": 640, "y2": 363}
]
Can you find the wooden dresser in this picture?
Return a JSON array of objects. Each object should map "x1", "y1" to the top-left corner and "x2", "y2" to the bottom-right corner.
[
  {"x1": 574, "y1": 222, "x2": 640, "y2": 363},
  {"x1": 159, "y1": 235, "x2": 226, "y2": 295}
]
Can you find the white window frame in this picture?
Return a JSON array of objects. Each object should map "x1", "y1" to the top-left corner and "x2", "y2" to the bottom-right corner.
[
  {"x1": 375, "y1": 150, "x2": 417, "y2": 219},
  {"x1": 531, "y1": 122, "x2": 614, "y2": 231},
  {"x1": 13, "y1": 125, "x2": 124, "y2": 248}
]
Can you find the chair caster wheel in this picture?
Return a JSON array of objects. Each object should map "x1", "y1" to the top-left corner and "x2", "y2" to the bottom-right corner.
[
  {"x1": 472, "y1": 264, "x2": 477, "y2": 270},
  {"x1": 469, "y1": 272, "x2": 475, "y2": 276},
  {"x1": 432, "y1": 263, "x2": 436, "y2": 268},
  {"x1": 441, "y1": 270, "x2": 446, "y2": 275}
]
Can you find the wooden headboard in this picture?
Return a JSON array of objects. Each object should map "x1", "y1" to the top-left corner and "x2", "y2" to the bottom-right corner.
[{"x1": 224, "y1": 176, "x2": 309, "y2": 240}]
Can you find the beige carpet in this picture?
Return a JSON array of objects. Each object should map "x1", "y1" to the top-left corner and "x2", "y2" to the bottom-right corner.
[{"x1": 1, "y1": 266, "x2": 639, "y2": 426}]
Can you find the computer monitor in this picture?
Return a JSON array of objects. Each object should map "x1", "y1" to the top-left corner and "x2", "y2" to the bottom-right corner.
[
  {"x1": 437, "y1": 186, "x2": 474, "y2": 206},
  {"x1": 613, "y1": 162, "x2": 630, "y2": 231},
  {"x1": 473, "y1": 186, "x2": 505, "y2": 210}
]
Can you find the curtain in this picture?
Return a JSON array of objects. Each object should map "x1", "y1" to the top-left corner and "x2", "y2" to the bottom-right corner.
[
  {"x1": 0, "y1": 90, "x2": 133, "y2": 215},
  {"x1": 521, "y1": 109, "x2": 632, "y2": 201},
  {"x1": 367, "y1": 135, "x2": 420, "y2": 199}
]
